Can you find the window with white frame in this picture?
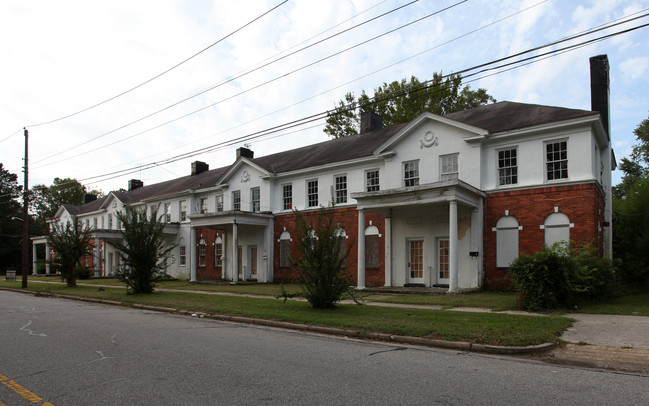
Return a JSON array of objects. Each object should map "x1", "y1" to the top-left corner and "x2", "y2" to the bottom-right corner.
[
  {"x1": 199, "y1": 198, "x2": 208, "y2": 214},
  {"x1": 307, "y1": 179, "x2": 318, "y2": 207},
  {"x1": 251, "y1": 187, "x2": 260, "y2": 212},
  {"x1": 198, "y1": 238, "x2": 206, "y2": 267},
  {"x1": 279, "y1": 231, "x2": 291, "y2": 268},
  {"x1": 93, "y1": 218, "x2": 97, "y2": 229},
  {"x1": 150, "y1": 206, "x2": 156, "y2": 220},
  {"x1": 498, "y1": 148, "x2": 518, "y2": 186},
  {"x1": 546, "y1": 140, "x2": 568, "y2": 181},
  {"x1": 282, "y1": 184, "x2": 292, "y2": 210},
  {"x1": 366, "y1": 169, "x2": 380, "y2": 192},
  {"x1": 440, "y1": 153, "x2": 459, "y2": 181},
  {"x1": 180, "y1": 200, "x2": 187, "y2": 221},
  {"x1": 215, "y1": 236, "x2": 223, "y2": 267},
  {"x1": 232, "y1": 191, "x2": 241, "y2": 211},
  {"x1": 216, "y1": 195, "x2": 223, "y2": 212},
  {"x1": 107, "y1": 213, "x2": 113, "y2": 229},
  {"x1": 544, "y1": 211, "x2": 571, "y2": 247},
  {"x1": 403, "y1": 161, "x2": 419, "y2": 187},
  {"x1": 179, "y1": 244, "x2": 186, "y2": 266},
  {"x1": 335, "y1": 175, "x2": 347, "y2": 204},
  {"x1": 164, "y1": 203, "x2": 171, "y2": 223}
]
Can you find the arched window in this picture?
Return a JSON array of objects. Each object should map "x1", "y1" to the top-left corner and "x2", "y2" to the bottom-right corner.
[
  {"x1": 279, "y1": 231, "x2": 291, "y2": 268},
  {"x1": 215, "y1": 236, "x2": 223, "y2": 268},
  {"x1": 543, "y1": 211, "x2": 572, "y2": 248},
  {"x1": 365, "y1": 224, "x2": 380, "y2": 269},
  {"x1": 198, "y1": 238, "x2": 206, "y2": 267},
  {"x1": 495, "y1": 216, "x2": 519, "y2": 267},
  {"x1": 336, "y1": 228, "x2": 348, "y2": 266}
]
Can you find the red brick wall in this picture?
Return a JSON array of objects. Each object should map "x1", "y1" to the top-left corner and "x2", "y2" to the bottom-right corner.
[
  {"x1": 483, "y1": 183, "x2": 605, "y2": 290},
  {"x1": 195, "y1": 228, "x2": 224, "y2": 281},
  {"x1": 273, "y1": 208, "x2": 385, "y2": 287}
]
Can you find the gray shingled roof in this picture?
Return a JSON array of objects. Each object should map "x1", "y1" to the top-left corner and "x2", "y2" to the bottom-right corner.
[
  {"x1": 69, "y1": 101, "x2": 597, "y2": 215},
  {"x1": 445, "y1": 101, "x2": 598, "y2": 134}
]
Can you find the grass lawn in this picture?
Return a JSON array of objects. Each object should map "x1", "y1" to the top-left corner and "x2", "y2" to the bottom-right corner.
[
  {"x1": 0, "y1": 280, "x2": 570, "y2": 347},
  {"x1": 573, "y1": 290, "x2": 649, "y2": 316}
]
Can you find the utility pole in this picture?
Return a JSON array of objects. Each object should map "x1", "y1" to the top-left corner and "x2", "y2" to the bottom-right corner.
[{"x1": 22, "y1": 127, "x2": 29, "y2": 288}]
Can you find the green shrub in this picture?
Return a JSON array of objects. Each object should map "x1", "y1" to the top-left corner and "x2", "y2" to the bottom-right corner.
[{"x1": 510, "y1": 243, "x2": 616, "y2": 311}]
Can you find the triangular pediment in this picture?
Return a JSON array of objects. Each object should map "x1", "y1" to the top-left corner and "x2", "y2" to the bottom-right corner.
[
  {"x1": 217, "y1": 158, "x2": 271, "y2": 186},
  {"x1": 374, "y1": 112, "x2": 488, "y2": 154}
]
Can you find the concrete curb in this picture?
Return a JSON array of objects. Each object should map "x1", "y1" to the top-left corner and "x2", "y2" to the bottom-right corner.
[{"x1": 1, "y1": 287, "x2": 555, "y2": 355}]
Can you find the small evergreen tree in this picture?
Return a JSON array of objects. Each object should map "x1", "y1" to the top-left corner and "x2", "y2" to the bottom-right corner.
[
  {"x1": 290, "y1": 207, "x2": 358, "y2": 309},
  {"x1": 109, "y1": 206, "x2": 175, "y2": 294},
  {"x1": 48, "y1": 217, "x2": 94, "y2": 287}
]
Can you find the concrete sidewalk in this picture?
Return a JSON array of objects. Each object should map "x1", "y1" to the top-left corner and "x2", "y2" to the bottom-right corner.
[{"x1": 544, "y1": 313, "x2": 649, "y2": 375}]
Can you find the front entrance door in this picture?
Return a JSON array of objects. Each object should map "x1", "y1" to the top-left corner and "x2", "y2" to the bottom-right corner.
[
  {"x1": 437, "y1": 238, "x2": 450, "y2": 285},
  {"x1": 407, "y1": 240, "x2": 424, "y2": 284},
  {"x1": 249, "y1": 246, "x2": 257, "y2": 279}
]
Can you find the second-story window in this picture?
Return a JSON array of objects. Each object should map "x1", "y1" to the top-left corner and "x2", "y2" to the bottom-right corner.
[
  {"x1": 440, "y1": 153, "x2": 459, "y2": 181},
  {"x1": 307, "y1": 180, "x2": 318, "y2": 207},
  {"x1": 251, "y1": 187, "x2": 260, "y2": 212},
  {"x1": 283, "y1": 184, "x2": 292, "y2": 210},
  {"x1": 335, "y1": 175, "x2": 347, "y2": 204},
  {"x1": 107, "y1": 214, "x2": 113, "y2": 229},
  {"x1": 366, "y1": 169, "x2": 380, "y2": 192},
  {"x1": 546, "y1": 140, "x2": 568, "y2": 181},
  {"x1": 164, "y1": 203, "x2": 171, "y2": 223},
  {"x1": 403, "y1": 161, "x2": 419, "y2": 187},
  {"x1": 216, "y1": 195, "x2": 224, "y2": 212},
  {"x1": 232, "y1": 190, "x2": 241, "y2": 211},
  {"x1": 180, "y1": 200, "x2": 187, "y2": 221},
  {"x1": 200, "y1": 198, "x2": 208, "y2": 214},
  {"x1": 498, "y1": 148, "x2": 518, "y2": 185}
]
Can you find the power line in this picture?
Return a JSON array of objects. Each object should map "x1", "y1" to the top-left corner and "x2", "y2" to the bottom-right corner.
[
  {"x1": 30, "y1": 0, "x2": 426, "y2": 166},
  {"x1": 75, "y1": 22, "x2": 648, "y2": 187},
  {"x1": 23, "y1": 1, "x2": 288, "y2": 130}
]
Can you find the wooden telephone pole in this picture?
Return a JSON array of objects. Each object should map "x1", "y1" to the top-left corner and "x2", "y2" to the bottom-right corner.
[{"x1": 22, "y1": 127, "x2": 29, "y2": 288}]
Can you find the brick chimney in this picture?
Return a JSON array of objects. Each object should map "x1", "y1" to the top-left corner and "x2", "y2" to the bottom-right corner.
[
  {"x1": 84, "y1": 194, "x2": 97, "y2": 204},
  {"x1": 360, "y1": 111, "x2": 383, "y2": 134},
  {"x1": 191, "y1": 161, "x2": 209, "y2": 176},
  {"x1": 237, "y1": 147, "x2": 254, "y2": 159},
  {"x1": 128, "y1": 179, "x2": 143, "y2": 191},
  {"x1": 590, "y1": 55, "x2": 610, "y2": 140}
]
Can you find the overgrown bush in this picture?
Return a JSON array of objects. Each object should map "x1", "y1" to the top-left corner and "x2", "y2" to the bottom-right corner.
[
  {"x1": 509, "y1": 243, "x2": 616, "y2": 311},
  {"x1": 288, "y1": 206, "x2": 360, "y2": 309},
  {"x1": 48, "y1": 217, "x2": 94, "y2": 287}
]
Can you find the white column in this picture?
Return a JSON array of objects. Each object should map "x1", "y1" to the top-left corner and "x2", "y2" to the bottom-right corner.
[
  {"x1": 32, "y1": 241, "x2": 38, "y2": 275},
  {"x1": 384, "y1": 215, "x2": 392, "y2": 287},
  {"x1": 189, "y1": 228, "x2": 197, "y2": 282},
  {"x1": 45, "y1": 242, "x2": 51, "y2": 275},
  {"x1": 221, "y1": 232, "x2": 227, "y2": 281},
  {"x1": 449, "y1": 200, "x2": 458, "y2": 292},
  {"x1": 265, "y1": 220, "x2": 274, "y2": 282},
  {"x1": 357, "y1": 209, "x2": 366, "y2": 289},
  {"x1": 232, "y1": 223, "x2": 239, "y2": 283}
]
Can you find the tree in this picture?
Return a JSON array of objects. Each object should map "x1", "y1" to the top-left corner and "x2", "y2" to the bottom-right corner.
[
  {"x1": 324, "y1": 74, "x2": 495, "y2": 138},
  {"x1": 30, "y1": 177, "x2": 88, "y2": 224},
  {"x1": 289, "y1": 207, "x2": 358, "y2": 309},
  {"x1": 0, "y1": 163, "x2": 24, "y2": 272},
  {"x1": 612, "y1": 112, "x2": 649, "y2": 286},
  {"x1": 48, "y1": 217, "x2": 94, "y2": 287},
  {"x1": 109, "y1": 206, "x2": 175, "y2": 294}
]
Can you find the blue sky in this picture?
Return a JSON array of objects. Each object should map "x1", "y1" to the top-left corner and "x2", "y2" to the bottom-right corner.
[{"x1": 1, "y1": 0, "x2": 648, "y2": 193}]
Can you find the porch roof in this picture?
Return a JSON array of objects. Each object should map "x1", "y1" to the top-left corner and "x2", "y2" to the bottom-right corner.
[
  {"x1": 188, "y1": 210, "x2": 274, "y2": 228},
  {"x1": 351, "y1": 179, "x2": 485, "y2": 212}
]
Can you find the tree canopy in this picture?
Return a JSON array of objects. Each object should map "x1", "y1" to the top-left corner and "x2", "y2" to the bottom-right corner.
[
  {"x1": 30, "y1": 177, "x2": 97, "y2": 223},
  {"x1": 0, "y1": 164, "x2": 24, "y2": 271},
  {"x1": 613, "y1": 112, "x2": 649, "y2": 285},
  {"x1": 324, "y1": 74, "x2": 495, "y2": 138}
]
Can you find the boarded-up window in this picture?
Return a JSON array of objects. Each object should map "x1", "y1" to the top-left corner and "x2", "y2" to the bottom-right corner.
[
  {"x1": 365, "y1": 235, "x2": 379, "y2": 269},
  {"x1": 544, "y1": 212, "x2": 571, "y2": 248},
  {"x1": 365, "y1": 225, "x2": 380, "y2": 269},
  {"x1": 279, "y1": 231, "x2": 291, "y2": 268},
  {"x1": 495, "y1": 216, "x2": 519, "y2": 267}
]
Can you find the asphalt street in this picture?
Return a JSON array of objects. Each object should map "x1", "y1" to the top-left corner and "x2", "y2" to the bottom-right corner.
[{"x1": 1, "y1": 290, "x2": 647, "y2": 405}]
